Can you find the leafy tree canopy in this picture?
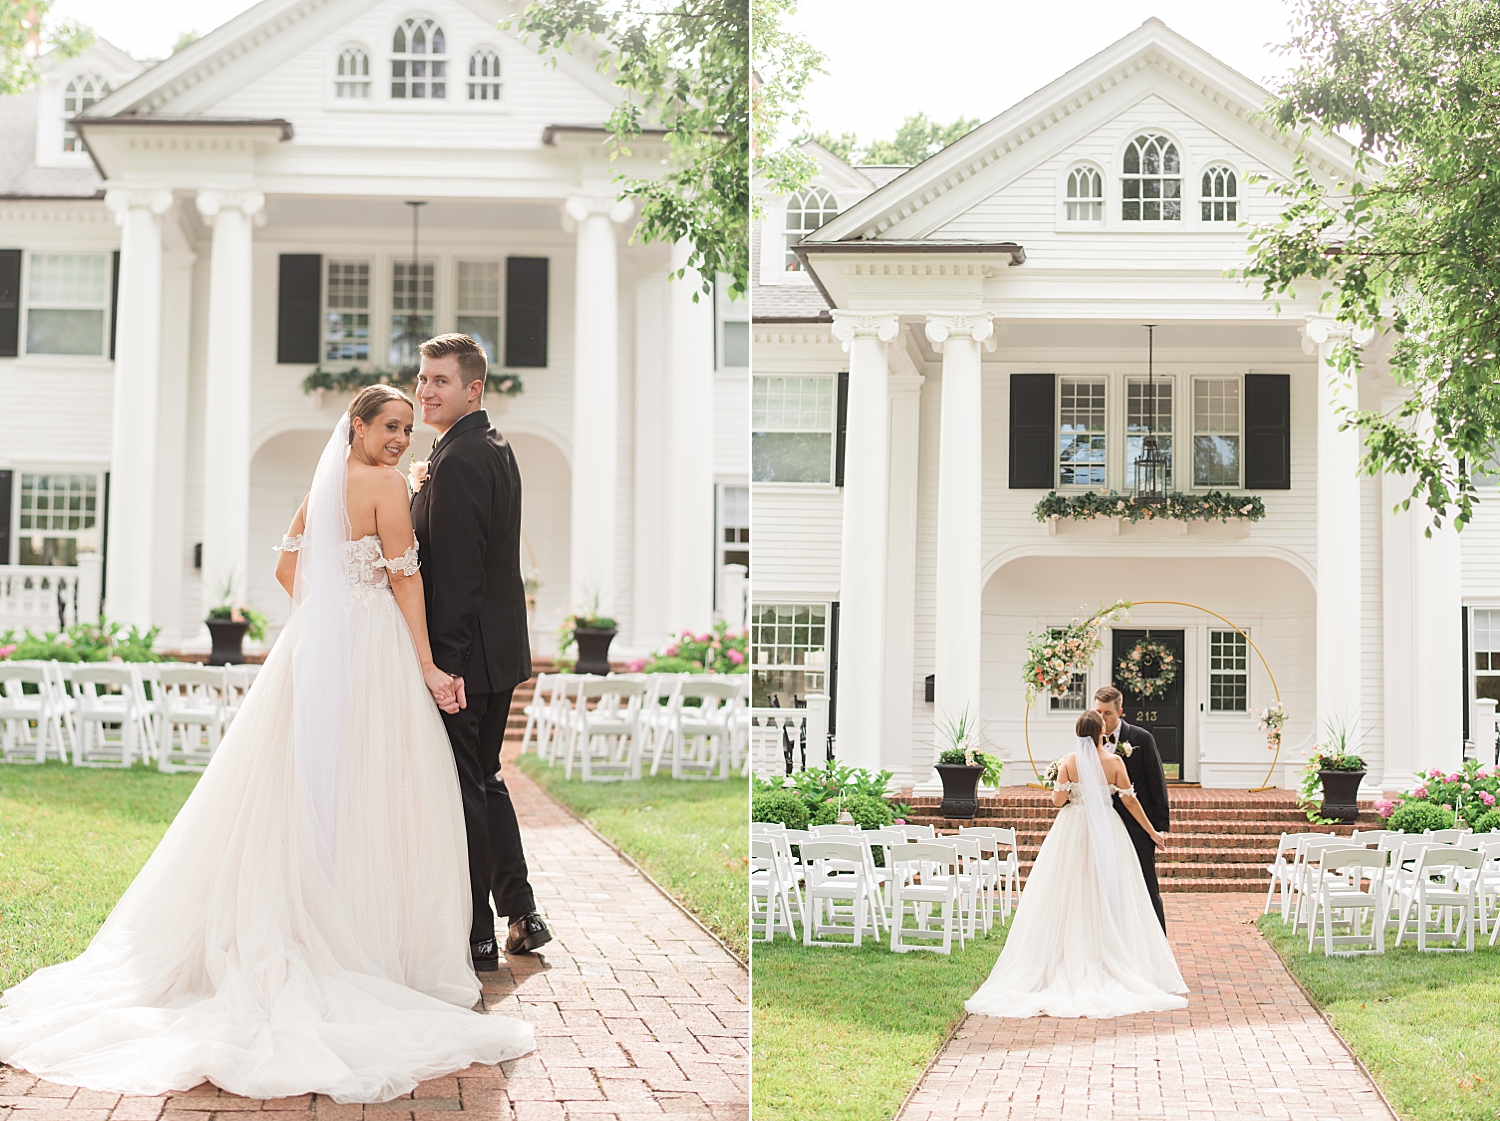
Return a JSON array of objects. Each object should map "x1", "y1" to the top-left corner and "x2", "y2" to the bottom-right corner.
[
  {"x1": 172, "y1": 30, "x2": 200, "y2": 55},
  {"x1": 0, "y1": 1, "x2": 92, "y2": 96},
  {"x1": 505, "y1": 0, "x2": 747, "y2": 299},
  {"x1": 1244, "y1": 0, "x2": 1500, "y2": 530},
  {"x1": 750, "y1": 0, "x2": 825, "y2": 214},
  {"x1": 802, "y1": 113, "x2": 979, "y2": 167}
]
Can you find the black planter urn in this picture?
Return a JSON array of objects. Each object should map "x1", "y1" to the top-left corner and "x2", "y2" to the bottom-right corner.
[
  {"x1": 206, "y1": 619, "x2": 250, "y2": 666},
  {"x1": 1319, "y1": 768, "x2": 1367, "y2": 823},
  {"x1": 574, "y1": 627, "x2": 617, "y2": 676},
  {"x1": 936, "y1": 763, "x2": 983, "y2": 819}
]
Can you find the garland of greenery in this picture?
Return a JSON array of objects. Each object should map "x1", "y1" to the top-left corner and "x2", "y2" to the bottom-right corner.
[
  {"x1": 1115, "y1": 635, "x2": 1177, "y2": 699},
  {"x1": 1022, "y1": 599, "x2": 1132, "y2": 701},
  {"x1": 302, "y1": 366, "x2": 524, "y2": 398},
  {"x1": 1033, "y1": 490, "x2": 1267, "y2": 524}
]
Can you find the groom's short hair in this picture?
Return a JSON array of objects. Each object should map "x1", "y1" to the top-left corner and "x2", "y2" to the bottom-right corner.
[
  {"x1": 1094, "y1": 685, "x2": 1123, "y2": 710},
  {"x1": 420, "y1": 333, "x2": 488, "y2": 387}
]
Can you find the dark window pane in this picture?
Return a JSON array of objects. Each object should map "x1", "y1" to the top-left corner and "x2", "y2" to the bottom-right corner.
[{"x1": 752, "y1": 432, "x2": 833, "y2": 483}]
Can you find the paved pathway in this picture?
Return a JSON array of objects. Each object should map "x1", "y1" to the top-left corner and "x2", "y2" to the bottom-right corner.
[
  {"x1": 898, "y1": 894, "x2": 1393, "y2": 1121},
  {"x1": 0, "y1": 755, "x2": 748, "y2": 1121}
]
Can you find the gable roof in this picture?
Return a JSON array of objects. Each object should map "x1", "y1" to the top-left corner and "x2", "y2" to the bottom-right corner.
[{"x1": 807, "y1": 17, "x2": 1358, "y2": 245}]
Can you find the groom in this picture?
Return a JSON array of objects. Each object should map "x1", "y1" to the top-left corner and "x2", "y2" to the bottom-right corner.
[
  {"x1": 1094, "y1": 685, "x2": 1171, "y2": 931},
  {"x1": 412, "y1": 333, "x2": 552, "y2": 969}
]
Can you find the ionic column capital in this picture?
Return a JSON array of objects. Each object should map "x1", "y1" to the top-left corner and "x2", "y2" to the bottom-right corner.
[
  {"x1": 195, "y1": 189, "x2": 266, "y2": 225},
  {"x1": 564, "y1": 194, "x2": 635, "y2": 226},
  {"x1": 831, "y1": 310, "x2": 900, "y2": 352},
  {"x1": 103, "y1": 187, "x2": 173, "y2": 225},
  {"x1": 925, "y1": 312, "x2": 996, "y2": 354},
  {"x1": 1300, "y1": 314, "x2": 1374, "y2": 356}
]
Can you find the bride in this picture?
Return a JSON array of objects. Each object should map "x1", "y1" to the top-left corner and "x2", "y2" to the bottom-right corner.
[
  {"x1": 966, "y1": 709, "x2": 1188, "y2": 1019},
  {"x1": 0, "y1": 386, "x2": 534, "y2": 1100}
]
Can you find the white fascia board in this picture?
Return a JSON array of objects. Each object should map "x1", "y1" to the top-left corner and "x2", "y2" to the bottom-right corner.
[{"x1": 82, "y1": 121, "x2": 289, "y2": 182}]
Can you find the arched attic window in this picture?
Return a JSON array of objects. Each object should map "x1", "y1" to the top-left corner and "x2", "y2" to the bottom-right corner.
[
  {"x1": 391, "y1": 16, "x2": 446, "y2": 100},
  {"x1": 63, "y1": 74, "x2": 110, "y2": 152},
  {"x1": 783, "y1": 187, "x2": 838, "y2": 272},
  {"x1": 1121, "y1": 134, "x2": 1181, "y2": 221},
  {"x1": 1065, "y1": 166, "x2": 1103, "y2": 221},
  {"x1": 1201, "y1": 164, "x2": 1238, "y2": 222},
  {"x1": 468, "y1": 47, "x2": 501, "y2": 101},
  {"x1": 335, "y1": 45, "x2": 370, "y2": 99}
]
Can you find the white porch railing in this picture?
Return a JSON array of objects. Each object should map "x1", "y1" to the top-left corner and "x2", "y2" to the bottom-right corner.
[
  {"x1": 749, "y1": 694, "x2": 829, "y2": 780},
  {"x1": 0, "y1": 554, "x2": 103, "y2": 634}
]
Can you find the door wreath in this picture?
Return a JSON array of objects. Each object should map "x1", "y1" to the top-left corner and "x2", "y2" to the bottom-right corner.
[{"x1": 1116, "y1": 635, "x2": 1177, "y2": 699}]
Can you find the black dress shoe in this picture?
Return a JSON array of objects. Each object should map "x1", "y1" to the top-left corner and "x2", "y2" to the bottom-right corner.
[
  {"x1": 504, "y1": 912, "x2": 552, "y2": 955},
  {"x1": 471, "y1": 937, "x2": 500, "y2": 972}
]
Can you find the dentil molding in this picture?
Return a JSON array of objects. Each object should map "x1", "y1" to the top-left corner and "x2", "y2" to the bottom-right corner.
[
  {"x1": 925, "y1": 313, "x2": 997, "y2": 354},
  {"x1": 830, "y1": 310, "x2": 900, "y2": 352},
  {"x1": 103, "y1": 187, "x2": 174, "y2": 224}
]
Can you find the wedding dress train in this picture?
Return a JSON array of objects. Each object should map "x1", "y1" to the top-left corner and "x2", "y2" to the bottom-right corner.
[
  {"x1": 0, "y1": 535, "x2": 535, "y2": 1100},
  {"x1": 965, "y1": 762, "x2": 1188, "y2": 1019}
]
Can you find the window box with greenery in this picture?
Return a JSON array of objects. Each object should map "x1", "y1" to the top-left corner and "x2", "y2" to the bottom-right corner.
[{"x1": 1034, "y1": 490, "x2": 1267, "y2": 525}]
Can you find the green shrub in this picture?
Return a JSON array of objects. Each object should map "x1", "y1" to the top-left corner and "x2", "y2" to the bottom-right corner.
[
  {"x1": 751, "y1": 790, "x2": 809, "y2": 830},
  {"x1": 1387, "y1": 800, "x2": 1456, "y2": 834},
  {"x1": 1471, "y1": 807, "x2": 1500, "y2": 834},
  {"x1": 809, "y1": 792, "x2": 894, "y2": 830}
]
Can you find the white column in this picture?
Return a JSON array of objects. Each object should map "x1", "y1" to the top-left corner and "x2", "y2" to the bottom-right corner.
[
  {"x1": 666, "y1": 240, "x2": 716, "y2": 634},
  {"x1": 632, "y1": 275, "x2": 669, "y2": 645},
  {"x1": 195, "y1": 190, "x2": 263, "y2": 615},
  {"x1": 927, "y1": 313, "x2": 993, "y2": 761},
  {"x1": 1303, "y1": 317, "x2": 1365, "y2": 742},
  {"x1": 884, "y1": 367, "x2": 925, "y2": 780},
  {"x1": 102, "y1": 187, "x2": 173, "y2": 629},
  {"x1": 565, "y1": 194, "x2": 633, "y2": 611},
  {"x1": 154, "y1": 246, "x2": 195, "y2": 641},
  {"x1": 831, "y1": 310, "x2": 899, "y2": 769}
]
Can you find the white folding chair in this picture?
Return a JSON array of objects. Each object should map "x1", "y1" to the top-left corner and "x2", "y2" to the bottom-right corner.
[
  {"x1": 156, "y1": 665, "x2": 227, "y2": 772},
  {"x1": 800, "y1": 840, "x2": 874, "y2": 947},
  {"x1": 0, "y1": 662, "x2": 57, "y2": 763},
  {"x1": 750, "y1": 837, "x2": 798, "y2": 941},
  {"x1": 811, "y1": 824, "x2": 887, "y2": 933},
  {"x1": 70, "y1": 665, "x2": 143, "y2": 767},
  {"x1": 664, "y1": 678, "x2": 740, "y2": 780},
  {"x1": 1264, "y1": 832, "x2": 1329, "y2": 917},
  {"x1": 519, "y1": 671, "x2": 552, "y2": 755},
  {"x1": 222, "y1": 663, "x2": 262, "y2": 726},
  {"x1": 1306, "y1": 847, "x2": 1390, "y2": 955},
  {"x1": 1350, "y1": 829, "x2": 1395, "y2": 847},
  {"x1": 565, "y1": 677, "x2": 648, "y2": 781},
  {"x1": 1291, "y1": 834, "x2": 1346, "y2": 929},
  {"x1": 1423, "y1": 828, "x2": 1470, "y2": 845},
  {"x1": 540, "y1": 673, "x2": 584, "y2": 764},
  {"x1": 41, "y1": 661, "x2": 79, "y2": 761},
  {"x1": 890, "y1": 842, "x2": 965, "y2": 954},
  {"x1": 1395, "y1": 846, "x2": 1483, "y2": 951},
  {"x1": 889, "y1": 823, "x2": 936, "y2": 841},
  {"x1": 130, "y1": 662, "x2": 165, "y2": 763},
  {"x1": 959, "y1": 825, "x2": 1019, "y2": 924}
]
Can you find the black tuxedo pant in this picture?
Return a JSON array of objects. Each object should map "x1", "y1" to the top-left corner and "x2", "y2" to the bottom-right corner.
[
  {"x1": 441, "y1": 687, "x2": 537, "y2": 943},
  {"x1": 1130, "y1": 828, "x2": 1166, "y2": 932}
]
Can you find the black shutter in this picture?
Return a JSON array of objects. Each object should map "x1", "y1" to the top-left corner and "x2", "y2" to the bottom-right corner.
[
  {"x1": 504, "y1": 257, "x2": 549, "y2": 368},
  {"x1": 100, "y1": 471, "x2": 110, "y2": 617},
  {"x1": 834, "y1": 370, "x2": 850, "y2": 487},
  {"x1": 1244, "y1": 374, "x2": 1292, "y2": 489},
  {"x1": 1463, "y1": 605, "x2": 1471, "y2": 742},
  {"x1": 0, "y1": 249, "x2": 21, "y2": 358},
  {"x1": 0, "y1": 469, "x2": 11, "y2": 564},
  {"x1": 108, "y1": 249, "x2": 120, "y2": 360},
  {"x1": 1009, "y1": 373, "x2": 1055, "y2": 489},
  {"x1": 276, "y1": 254, "x2": 321, "y2": 364},
  {"x1": 827, "y1": 600, "x2": 840, "y2": 742}
]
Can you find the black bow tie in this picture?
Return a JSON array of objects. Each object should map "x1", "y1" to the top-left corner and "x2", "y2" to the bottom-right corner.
[{"x1": 1106, "y1": 733, "x2": 1118, "y2": 744}]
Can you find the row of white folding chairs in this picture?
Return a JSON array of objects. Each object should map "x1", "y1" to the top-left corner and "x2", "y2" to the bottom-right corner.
[
  {"x1": 0, "y1": 659, "x2": 260, "y2": 772},
  {"x1": 1265, "y1": 828, "x2": 1427, "y2": 923}
]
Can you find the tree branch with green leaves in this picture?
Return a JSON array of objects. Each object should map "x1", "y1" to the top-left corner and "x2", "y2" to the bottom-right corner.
[{"x1": 0, "y1": 1, "x2": 92, "y2": 96}]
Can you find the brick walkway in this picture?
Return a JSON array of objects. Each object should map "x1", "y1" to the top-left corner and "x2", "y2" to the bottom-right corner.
[
  {"x1": 0, "y1": 755, "x2": 748, "y2": 1121},
  {"x1": 898, "y1": 894, "x2": 1393, "y2": 1121}
]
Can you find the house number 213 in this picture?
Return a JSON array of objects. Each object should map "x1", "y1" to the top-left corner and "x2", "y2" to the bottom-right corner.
[{"x1": 1134, "y1": 710, "x2": 1158, "y2": 722}]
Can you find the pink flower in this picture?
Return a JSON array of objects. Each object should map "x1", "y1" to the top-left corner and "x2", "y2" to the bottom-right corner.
[
  {"x1": 698, "y1": 632, "x2": 712, "y2": 643},
  {"x1": 664, "y1": 645, "x2": 679, "y2": 657},
  {"x1": 626, "y1": 658, "x2": 645, "y2": 673},
  {"x1": 894, "y1": 819, "x2": 906, "y2": 826},
  {"x1": 727, "y1": 648, "x2": 745, "y2": 665},
  {"x1": 1374, "y1": 799, "x2": 1395, "y2": 818},
  {"x1": 0, "y1": 644, "x2": 14, "y2": 659},
  {"x1": 1430, "y1": 768, "x2": 1444, "y2": 779},
  {"x1": 1413, "y1": 786, "x2": 1428, "y2": 799},
  {"x1": 1443, "y1": 804, "x2": 1453, "y2": 812},
  {"x1": 1480, "y1": 791, "x2": 1496, "y2": 807},
  {"x1": 1447, "y1": 773, "x2": 1463, "y2": 783}
]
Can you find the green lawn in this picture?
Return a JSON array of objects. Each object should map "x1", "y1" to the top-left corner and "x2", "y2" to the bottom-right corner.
[
  {"x1": 514, "y1": 754, "x2": 748, "y2": 959},
  {"x1": 0, "y1": 761, "x2": 201, "y2": 990},
  {"x1": 751, "y1": 922, "x2": 1008, "y2": 1121},
  {"x1": 1258, "y1": 913, "x2": 1500, "y2": 1121}
]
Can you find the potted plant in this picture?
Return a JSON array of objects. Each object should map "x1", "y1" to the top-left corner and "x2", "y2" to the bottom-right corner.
[
  {"x1": 1298, "y1": 716, "x2": 1367, "y2": 823},
  {"x1": 559, "y1": 593, "x2": 617, "y2": 675},
  {"x1": 933, "y1": 707, "x2": 1003, "y2": 819},
  {"x1": 206, "y1": 584, "x2": 268, "y2": 666}
]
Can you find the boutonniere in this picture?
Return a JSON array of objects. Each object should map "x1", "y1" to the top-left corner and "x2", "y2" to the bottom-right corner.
[
  {"x1": 407, "y1": 455, "x2": 429, "y2": 492},
  {"x1": 1114, "y1": 737, "x2": 1135, "y2": 758}
]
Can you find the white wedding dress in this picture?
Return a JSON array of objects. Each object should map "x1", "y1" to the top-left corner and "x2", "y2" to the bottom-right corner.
[
  {"x1": 0, "y1": 533, "x2": 535, "y2": 1100},
  {"x1": 966, "y1": 747, "x2": 1188, "y2": 1019}
]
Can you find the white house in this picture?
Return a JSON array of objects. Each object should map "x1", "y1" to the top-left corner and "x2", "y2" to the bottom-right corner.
[
  {"x1": 0, "y1": 0, "x2": 749, "y2": 658},
  {"x1": 750, "y1": 18, "x2": 1498, "y2": 795}
]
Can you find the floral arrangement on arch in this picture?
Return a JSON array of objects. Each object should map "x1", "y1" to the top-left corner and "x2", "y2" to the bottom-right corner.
[
  {"x1": 1033, "y1": 490, "x2": 1266, "y2": 525},
  {"x1": 1022, "y1": 600, "x2": 1131, "y2": 702},
  {"x1": 1256, "y1": 702, "x2": 1286, "y2": 751},
  {"x1": 1115, "y1": 635, "x2": 1177, "y2": 699},
  {"x1": 1373, "y1": 759, "x2": 1500, "y2": 830}
]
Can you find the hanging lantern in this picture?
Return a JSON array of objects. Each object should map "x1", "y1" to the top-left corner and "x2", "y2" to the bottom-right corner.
[{"x1": 1134, "y1": 323, "x2": 1167, "y2": 505}]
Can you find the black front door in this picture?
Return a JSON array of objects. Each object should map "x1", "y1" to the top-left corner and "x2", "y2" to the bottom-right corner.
[{"x1": 1111, "y1": 629, "x2": 1186, "y2": 781}]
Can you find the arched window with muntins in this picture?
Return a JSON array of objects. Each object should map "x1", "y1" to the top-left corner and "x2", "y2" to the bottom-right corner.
[
  {"x1": 335, "y1": 46, "x2": 370, "y2": 99},
  {"x1": 1201, "y1": 164, "x2": 1238, "y2": 222},
  {"x1": 468, "y1": 48, "x2": 501, "y2": 101},
  {"x1": 783, "y1": 187, "x2": 838, "y2": 272},
  {"x1": 1065, "y1": 166, "x2": 1103, "y2": 221},
  {"x1": 391, "y1": 16, "x2": 446, "y2": 100},
  {"x1": 1121, "y1": 134, "x2": 1181, "y2": 221},
  {"x1": 63, "y1": 74, "x2": 110, "y2": 152}
]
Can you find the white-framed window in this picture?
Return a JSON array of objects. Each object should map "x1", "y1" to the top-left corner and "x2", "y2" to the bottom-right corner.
[
  {"x1": 1192, "y1": 376, "x2": 1241, "y2": 487},
  {"x1": 1473, "y1": 609, "x2": 1500, "y2": 709},
  {"x1": 1121, "y1": 134, "x2": 1181, "y2": 221},
  {"x1": 26, "y1": 252, "x2": 109, "y2": 356},
  {"x1": 335, "y1": 45, "x2": 371, "y2": 99},
  {"x1": 1125, "y1": 376, "x2": 1174, "y2": 490},
  {"x1": 1201, "y1": 164, "x2": 1238, "y2": 222},
  {"x1": 62, "y1": 74, "x2": 110, "y2": 152},
  {"x1": 324, "y1": 259, "x2": 370, "y2": 362},
  {"x1": 1058, "y1": 377, "x2": 1107, "y2": 487},
  {"x1": 16, "y1": 472, "x2": 100, "y2": 565},
  {"x1": 456, "y1": 260, "x2": 500, "y2": 362},
  {"x1": 721, "y1": 319, "x2": 749, "y2": 368},
  {"x1": 468, "y1": 47, "x2": 501, "y2": 101},
  {"x1": 720, "y1": 483, "x2": 749, "y2": 572},
  {"x1": 751, "y1": 602, "x2": 827, "y2": 706},
  {"x1": 1065, "y1": 166, "x2": 1103, "y2": 222},
  {"x1": 783, "y1": 188, "x2": 838, "y2": 272},
  {"x1": 390, "y1": 16, "x2": 446, "y2": 100},
  {"x1": 752, "y1": 374, "x2": 836, "y2": 483},
  {"x1": 389, "y1": 259, "x2": 435, "y2": 365},
  {"x1": 1208, "y1": 629, "x2": 1248, "y2": 712}
]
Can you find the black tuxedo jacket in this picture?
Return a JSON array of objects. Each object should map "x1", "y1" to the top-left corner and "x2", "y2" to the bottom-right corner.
[
  {"x1": 410, "y1": 410, "x2": 532, "y2": 694},
  {"x1": 1108, "y1": 720, "x2": 1171, "y2": 837}
]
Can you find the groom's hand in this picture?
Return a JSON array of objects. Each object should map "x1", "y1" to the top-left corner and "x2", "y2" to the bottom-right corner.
[
  {"x1": 423, "y1": 663, "x2": 460, "y2": 713},
  {"x1": 1154, "y1": 830, "x2": 1170, "y2": 852},
  {"x1": 451, "y1": 674, "x2": 467, "y2": 711}
]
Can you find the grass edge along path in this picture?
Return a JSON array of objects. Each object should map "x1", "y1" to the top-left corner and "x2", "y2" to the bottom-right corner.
[
  {"x1": 514, "y1": 753, "x2": 748, "y2": 959},
  {"x1": 751, "y1": 924, "x2": 1008, "y2": 1121},
  {"x1": 1258, "y1": 912, "x2": 1500, "y2": 1121}
]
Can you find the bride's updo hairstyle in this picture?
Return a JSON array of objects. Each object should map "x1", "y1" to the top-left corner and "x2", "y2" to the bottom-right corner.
[
  {"x1": 1075, "y1": 709, "x2": 1104, "y2": 744},
  {"x1": 346, "y1": 385, "x2": 414, "y2": 443}
]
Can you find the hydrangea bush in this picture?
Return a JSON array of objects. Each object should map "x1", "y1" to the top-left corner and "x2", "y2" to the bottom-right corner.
[
  {"x1": 751, "y1": 761, "x2": 912, "y2": 825},
  {"x1": 1373, "y1": 759, "x2": 1500, "y2": 831},
  {"x1": 627, "y1": 620, "x2": 748, "y2": 675}
]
